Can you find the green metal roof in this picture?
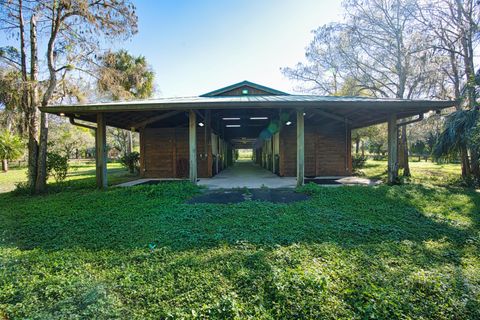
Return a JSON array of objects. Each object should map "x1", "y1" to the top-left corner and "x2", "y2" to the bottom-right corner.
[
  {"x1": 42, "y1": 94, "x2": 456, "y2": 114},
  {"x1": 40, "y1": 80, "x2": 458, "y2": 130}
]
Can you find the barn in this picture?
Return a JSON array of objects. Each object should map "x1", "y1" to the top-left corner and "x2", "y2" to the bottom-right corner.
[{"x1": 41, "y1": 81, "x2": 455, "y2": 188}]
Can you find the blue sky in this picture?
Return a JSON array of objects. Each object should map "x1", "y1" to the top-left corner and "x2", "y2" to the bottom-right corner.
[
  {"x1": 117, "y1": 0, "x2": 343, "y2": 97},
  {"x1": 0, "y1": 0, "x2": 343, "y2": 98}
]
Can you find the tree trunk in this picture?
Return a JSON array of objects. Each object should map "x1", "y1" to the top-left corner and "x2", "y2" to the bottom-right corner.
[
  {"x1": 35, "y1": 112, "x2": 48, "y2": 193},
  {"x1": 19, "y1": 0, "x2": 37, "y2": 190},
  {"x1": 460, "y1": 146, "x2": 471, "y2": 179},
  {"x1": 456, "y1": 0, "x2": 476, "y2": 109},
  {"x1": 470, "y1": 146, "x2": 480, "y2": 183},
  {"x1": 355, "y1": 137, "x2": 360, "y2": 154},
  {"x1": 1, "y1": 159, "x2": 8, "y2": 172},
  {"x1": 34, "y1": 9, "x2": 60, "y2": 193}
]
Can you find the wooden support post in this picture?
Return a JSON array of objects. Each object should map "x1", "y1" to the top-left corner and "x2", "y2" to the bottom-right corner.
[
  {"x1": 95, "y1": 113, "x2": 107, "y2": 189},
  {"x1": 205, "y1": 110, "x2": 212, "y2": 177},
  {"x1": 297, "y1": 110, "x2": 305, "y2": 187},
  {"x1": 388, "y1": 114, "x2": 399, "y2": 184},
  {"x1": 271, "y1": 137, "x2": 275, "y2": 173},
  {"x1": 189, "y1": 110, "x2": 197, "y2": 183}
]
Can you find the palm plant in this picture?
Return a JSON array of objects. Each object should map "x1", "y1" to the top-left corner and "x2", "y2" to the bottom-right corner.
[
  {"x1": 0, "y1": 130, "x2": 24, "y2": 172},
  {"x1": 433, "y1": 108, "x2": 479, "y2": 182}
]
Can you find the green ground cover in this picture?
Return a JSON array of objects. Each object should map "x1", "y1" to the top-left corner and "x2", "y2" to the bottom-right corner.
[
  {"x1": 0, "y1": 161, "x2": 137, "y2": 193},
  {"x1": 0, "y1": 160, "x2": 479, "y2": 319}
]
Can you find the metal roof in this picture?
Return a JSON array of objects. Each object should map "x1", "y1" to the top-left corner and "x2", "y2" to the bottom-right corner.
[
  {"x1": 42, "y1": 94, "x2": 456, "y2": 113},
  {"x1": 40, "y1": 93, "x2": 457, "y2": 131}
]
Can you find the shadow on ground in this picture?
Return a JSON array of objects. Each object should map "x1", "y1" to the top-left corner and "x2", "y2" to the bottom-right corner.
[
  {"x1": 1, "y1": 182, "x2": 478, "y2": 252},
  {"x1": 1, "y1": 182, "x2": 479, "y2": 318},
  {"x1": 186, "y1": 188, "x2": 309, "y2": 204}
]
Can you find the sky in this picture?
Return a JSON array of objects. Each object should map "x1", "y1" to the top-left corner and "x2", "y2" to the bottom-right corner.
[{"x1": 115, "y1": 0, "x2": 344, "y2": 97}]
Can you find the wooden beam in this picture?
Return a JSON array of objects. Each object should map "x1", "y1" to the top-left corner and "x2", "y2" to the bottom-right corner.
[
  {"x1": 95, "y1": 113, "x2": 107, "y2": 189},
  {"x1": 297, "y1": 110, "x2": 305, "y2": 187},
  {"x1": 387, "y1": 114, "x2": 399, "y2": 184},
  {"x1": 130, "y1": 110, "x2": 182, "y2": 129},
  {"x1": 189, "y1": 110, "x2": 197, "y2": 183}
]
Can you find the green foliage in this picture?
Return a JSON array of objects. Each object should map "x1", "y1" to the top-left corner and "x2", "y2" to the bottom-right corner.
[
  {"x1": 0, "y1": 69, "x2": 23, "y2": 132},
  {"x1": 352, "y1": 154, "x2": 368, "y2": 171},
  {"x1": 48, "y1": 121, "x2": 94, "y2": 158},
  {"x1": 368, "y1": 141, "x2": 387, "y2": 160},
  {"x1": 434, "y1": 109, "x2": 478, "y2": 159},
  {"x1": 0, "y1": 161, "x2": 479, "y2": 318},
  {"x1": 12, "y1": 181, "x2": 31, "y2": 196},
  {"x1": 0, "y1": 130, "x2": 24, "y2": 161},
  {"x1": 97, "y1": 49, "x2": 155, "y2": 101},
  {"x1": 0, "y1": 180, "x2": 479, "y2": 319},
  {"x1": 46, "y1": 152, "x2": 69, "y2": 183},
  {"x1": 120, "y1": 151, "x2": 140, "y2": 173}
]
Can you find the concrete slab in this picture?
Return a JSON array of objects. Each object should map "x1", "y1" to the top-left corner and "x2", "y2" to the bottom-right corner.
[
  {"x1": 198, "y1": 161, "x2": 297, "y2": 189},
  {"x1": 116, "y1": 178, "x2": 186, "y2": 187},
  {"x1": 305, "y1": 176, "x2": 381, "y2": 186},
  {"x1": 116, "y1": 161, "x2": 380, "y2": 189}
]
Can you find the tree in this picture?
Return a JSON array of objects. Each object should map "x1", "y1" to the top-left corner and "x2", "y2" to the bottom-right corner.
[
  {"x1": 49, "y1": 120, "x2": 94, "y2": 158},
  {"x1": 282, "y1": 24, "x2": 350, "y2": 95},
  {"x1": 417, "y1": 0, "x2": 480, "y2": 181},
  {"x1": 0, "y1": 68, "x2": 24, "y2": 135},
  {"x1": 365, "y1": 124, "x2": 388, "y2": 159},
  {"x1": 98, "y1": 50, "x2": 154, "y2": 101},
  {"x1": 0, "y1": 130, "x2": 24, "y2": 172},
  {"x1": 97, "y1": 50, "x2": 154, "y2": 155},
  {"x1": 0, "y1": 0, "x2": 138, "y2": 193},
  {"x1": 284, "y1": 0, "x2": 442, "y2": 179},
  {"x1": 352, "y1": 125, "x2": 383, "y2": 156},
  {"x1": 433, "y1": 109, "x2": 479, "y2": 183}
]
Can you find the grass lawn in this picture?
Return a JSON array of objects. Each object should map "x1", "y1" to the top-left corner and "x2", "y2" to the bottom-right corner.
[
  {"x1": 0, "y1": 161, "x2": 479, "y2": 319},
  {"x1": 0, "y1": 160, "x2": 138, "y2": 193},
  {"x1": 361, "y1": 159, "x2": 463, "y2": 186}
]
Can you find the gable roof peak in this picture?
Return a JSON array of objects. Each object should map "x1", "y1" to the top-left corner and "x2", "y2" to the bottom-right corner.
[{"x1": 200, "y1": 80, "x2": 289, "y2": 97}]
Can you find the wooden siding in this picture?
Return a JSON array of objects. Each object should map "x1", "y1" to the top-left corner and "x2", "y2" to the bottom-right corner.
[
  {"x1": 139, "y1": 121, "x2": 353, "y2": 179},
  {"x1": 279, "y1": 122, "x2": 352, "y2": 177},
  {"x1": 140, "y1": 127, "x2": 212, "y2": 178}
]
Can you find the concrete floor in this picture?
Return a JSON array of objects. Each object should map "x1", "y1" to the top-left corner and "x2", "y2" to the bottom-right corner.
[
  {"x1": 198, "y1": 161, "x2": 297, "y2": 189},
  {"x1": 117, "y1": 160, "x2": 380, "y2": 189}
]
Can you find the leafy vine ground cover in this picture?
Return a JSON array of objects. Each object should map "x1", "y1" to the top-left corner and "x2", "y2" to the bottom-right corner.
[{"x1": 0, "y1": 161, "x2": 479, "y2": 319}]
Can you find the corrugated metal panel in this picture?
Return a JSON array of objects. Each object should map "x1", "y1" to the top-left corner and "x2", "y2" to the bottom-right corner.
[{"x1": 44, "y1": 94, "x2": 456, "y2": 110}]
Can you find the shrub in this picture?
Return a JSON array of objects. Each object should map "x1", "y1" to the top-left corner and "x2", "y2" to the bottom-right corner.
[
  {"x1": 46, "y1": 152, "x2": 69, "y2": 183},
  {"x1": 352, "y1": 154, "x2": 368, "y2": 172},
  {"x1": 297, "y1": 182, "x2": 320, "y2": 195},
  {"x1": 120, "y1": 151, "x2": 140, "y2": 173},
  {"x1": 12, "y1": 181, "x2": 32, "y2": 196}
]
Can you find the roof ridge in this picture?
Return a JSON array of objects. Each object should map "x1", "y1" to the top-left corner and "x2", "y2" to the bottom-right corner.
[{"x1": 200, "y1": 80, "x2": 289, "y2": 97}]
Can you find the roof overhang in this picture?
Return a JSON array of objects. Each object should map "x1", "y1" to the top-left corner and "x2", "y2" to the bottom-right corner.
[{"x1": 40, "y1": 95, "x2": 458, "y2": 130}]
